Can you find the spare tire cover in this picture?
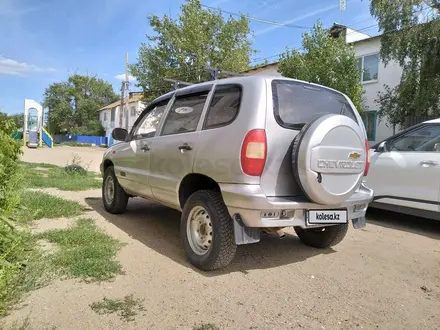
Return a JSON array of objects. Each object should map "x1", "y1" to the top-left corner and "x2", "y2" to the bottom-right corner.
[{"x1": 292, "y1": 114, "x2": 366, "y2": 205}]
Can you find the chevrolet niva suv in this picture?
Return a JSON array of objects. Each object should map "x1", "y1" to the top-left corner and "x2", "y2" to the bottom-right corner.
[{"x1": 100, "y1": 76, "x2": 373, "y2": 271}]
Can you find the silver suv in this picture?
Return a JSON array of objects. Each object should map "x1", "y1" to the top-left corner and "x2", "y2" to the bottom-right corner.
[{"x1": 100, "y1": 76, "x2": 373, "y2": 271}]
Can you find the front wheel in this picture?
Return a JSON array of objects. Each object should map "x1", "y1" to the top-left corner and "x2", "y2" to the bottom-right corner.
[
  {"x1": 181, "y1": 190, "x2": 236, "y2": 271},
  {"x1": 294, "y1": 223, "x2": 348, "y2": 248},
  {"x1": 102, "y1": 166, "x2": 129, "y2": 214}
]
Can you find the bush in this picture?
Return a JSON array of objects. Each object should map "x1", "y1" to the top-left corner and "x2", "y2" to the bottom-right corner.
[
  {"x1": 0, "y1": 120, "x2": 23, "y2": 217},
  {"x1": 0, "y1": 119, "x2": 31, "y2": 315}
]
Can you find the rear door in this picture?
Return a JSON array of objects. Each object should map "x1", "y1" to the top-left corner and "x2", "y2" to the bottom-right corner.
[
  {"x1": 149, "y1": 86, "x2": 212, "y2": 208},
  {"x1": 262, "y1": 79, "x2": 363, "y2": 197},
  {"x1": 368, "y1": 123, "x2": 440, "y2": 211}
]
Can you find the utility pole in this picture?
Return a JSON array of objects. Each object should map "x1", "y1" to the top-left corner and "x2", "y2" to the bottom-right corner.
[
  {"x1": 119, "y1": 52, "x2": 129, "y2": 129},
  {"x1": 124, "y1": 53, "x2": 129, "y2": 131},
  {"x1": 119, "y1": 80, "x2": 124, "y2": 128}
]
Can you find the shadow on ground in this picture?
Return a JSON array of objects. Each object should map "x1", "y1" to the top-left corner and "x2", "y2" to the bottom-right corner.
[
  {"x1": 367, "y1": 208, "x2": 440, "y2": 240},
  {"x1": 85, "y1": 197, "x2": 333, "y2": 276}
]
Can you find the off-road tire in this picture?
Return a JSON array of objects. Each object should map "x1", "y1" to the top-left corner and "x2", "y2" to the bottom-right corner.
[
  {"x1": 294, "y1": 223, "x2": 348, "y2": 248},
  {"x1": 102, "y1": 166, "x2": 129, "y2": 214},
  {"x1": 181, "y1": 190, "x2": 236, "y2": 271}
]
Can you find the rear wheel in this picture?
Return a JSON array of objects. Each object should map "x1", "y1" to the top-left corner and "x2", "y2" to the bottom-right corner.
[
  {"x1": 102, "y1": 166, "x2": 129, "y2": 214},
  {"x1": 181, "y1": 190, "x2": 236, "y2": 271},
  {"x1": 294, "y1": 223, "x2": 348, "y2": 248}
]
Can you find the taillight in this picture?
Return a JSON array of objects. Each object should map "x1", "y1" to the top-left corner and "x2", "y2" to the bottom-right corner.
[
  {"x1": 241, "y1": 129, "x2": 267, "y2": 176},
  {"x1": 364, "y1": 139, "x2": 370, "y2": 176}
]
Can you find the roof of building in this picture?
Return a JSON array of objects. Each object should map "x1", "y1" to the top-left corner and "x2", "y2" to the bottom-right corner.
[
  {"x1": 99, "y1": 92, "x2": 144, "y2": 111},
  {"x1": 241, "y1": 62, "x2": 279, "y2": 74}
]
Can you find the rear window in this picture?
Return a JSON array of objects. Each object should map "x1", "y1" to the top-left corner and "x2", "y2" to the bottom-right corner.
[{"x1": 272, "y1": 80, "x2": 357, "y2": 129}]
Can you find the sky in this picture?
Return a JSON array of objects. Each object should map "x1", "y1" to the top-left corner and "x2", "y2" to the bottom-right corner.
[{"x1": 0, "y1": 0, "x2": 378, "y2": 115}]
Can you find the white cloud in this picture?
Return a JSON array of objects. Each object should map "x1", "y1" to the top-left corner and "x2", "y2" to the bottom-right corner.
[
  {"x1": 0, "y1": 56, "x2": 55, "y2": 76},
  {"x1": 114, "y1": 74, "x2": 136, "y2": 82},
  {"x1": 254, "y1": 3, "x2": 339, "y2": 36}
]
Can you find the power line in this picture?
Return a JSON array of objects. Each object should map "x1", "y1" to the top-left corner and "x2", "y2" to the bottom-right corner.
[
  {"x1": 201, "y1": 3, "x2": 312, "y2": 29},
  {"x1": 248, "y1": 22, "x2": 394, "y2": 65}
]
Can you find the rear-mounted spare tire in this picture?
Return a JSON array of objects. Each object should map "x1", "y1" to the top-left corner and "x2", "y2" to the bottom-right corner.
[{"x1": 291, "y1": 114, "x2": 366, "y2": 205}]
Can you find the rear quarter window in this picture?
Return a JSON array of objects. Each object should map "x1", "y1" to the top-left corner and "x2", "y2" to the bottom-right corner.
[
  {"x1": 272, "y1": 80, "x2": 357, "y2": 129},
  {"x1": 203, "y1": 84, "x2": 241, "y2": 130}
]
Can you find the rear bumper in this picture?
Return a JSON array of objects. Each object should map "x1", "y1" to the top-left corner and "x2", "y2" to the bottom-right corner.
[{"x1": 220, "y1": 183, "x2": 373, "y2": 228}]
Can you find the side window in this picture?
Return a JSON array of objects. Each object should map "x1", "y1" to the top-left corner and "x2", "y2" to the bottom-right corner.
[
  {"x1": 132, "y1": 101, "x2": 169, "y2": 139},
  {"x1": 388, "y1": 125, "x2": 440, "y2": 152},
  {"x1": 161, "y1": 92, "x2": 209, "y2": 136},
  {"x1": 203, "y1": 84, "x2": 241, "y2": 130}
]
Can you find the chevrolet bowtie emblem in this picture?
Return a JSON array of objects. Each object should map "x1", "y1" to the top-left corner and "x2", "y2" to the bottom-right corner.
[{"x1": 348, "y1": 152, "x2": 361, "y2": 160}]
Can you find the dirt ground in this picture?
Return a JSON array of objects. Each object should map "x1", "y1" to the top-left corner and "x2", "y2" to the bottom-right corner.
[
  {"x1": 21, "y1": 146, "x2": 105, "y2": 173},
  {"x1": 10, "y1": 147, "x2": 440, "y2": 330}
]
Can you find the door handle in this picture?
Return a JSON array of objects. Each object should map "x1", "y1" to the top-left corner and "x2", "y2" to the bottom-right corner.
[
  {"x1": 140, "y1": 145, "x2": 150, "y2": 152},
  {"x1": 419, "y1": 160, "x2": 438, "y2": 167},
  {"x1": 178, "y1": 144, "x2": 192, "y2": 151}
]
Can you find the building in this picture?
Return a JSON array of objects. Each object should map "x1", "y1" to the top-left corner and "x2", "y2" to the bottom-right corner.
[
  {"x1": 242, "y1": 24, "x2": 403, "y2": 145},
  {"x1": 98, "y1": 92, "x2": 146, "y2": 137}
]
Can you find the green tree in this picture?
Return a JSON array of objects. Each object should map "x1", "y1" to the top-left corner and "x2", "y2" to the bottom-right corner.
[
  {"x1": 370, "y1": 0, "x2": 440, "y2": 128},
  {"x1": 8, "y1": 114, "x2": 24, "y2": 129},
  {"x1": 278, "y1": 22, "x2": 364, "y2": 111},
  {"x1": 0, "y1": 112, "x2": 24, "y2": 129},
  {"x1": 43, "y1": 75, "x2": 118, "y2": 135},
  {"x1": 130, "y1": 0, "x2": 254, "y2": 101}
]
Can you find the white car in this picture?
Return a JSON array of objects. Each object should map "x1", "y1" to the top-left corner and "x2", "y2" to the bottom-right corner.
[{"x1": 367, "y1": 118, "x2": 440, "y2": 220}]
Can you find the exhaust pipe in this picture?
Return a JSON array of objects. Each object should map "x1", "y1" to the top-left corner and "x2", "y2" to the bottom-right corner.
[
  {"x1": 276, "y1": 229, "x2": 286, "y2": 239},
  {"x1": 262, "y1": 228, "x2": 286, "y2": 238}
]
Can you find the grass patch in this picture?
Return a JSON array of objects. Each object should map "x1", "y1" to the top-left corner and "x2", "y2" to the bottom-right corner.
[
  {"x1": 15, "y1": 191, "x2": 83, "y2": 223},
  {"x1": 36, "y1": 218, "x2": 123, "y2": 282},
  {"x1": 20, "y1": 162, "x2": 101, "y2": 191},
  {"x1": 193, "y1": 324, "x2": 220, "y2": 330},
  {"x1": 19, "y1": 162, "x2": 58, "y2": 169},
  {"x1": 0, "y1": 231, "x2": 51, "y2": 316},
  {"x1": 90, "y1": 295, "x2": 145, "y2": 322}
]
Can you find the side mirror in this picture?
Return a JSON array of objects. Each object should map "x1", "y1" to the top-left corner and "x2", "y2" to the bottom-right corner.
[
  {"x1": 112, "y1": 128, "x2": 128, "y2": 141},
  {"x1": 376, "y1": 141, "x2": 387, "y2": 152},
  {"x1": 434, "y1": 143, "x2": 440, "y2": 152}
]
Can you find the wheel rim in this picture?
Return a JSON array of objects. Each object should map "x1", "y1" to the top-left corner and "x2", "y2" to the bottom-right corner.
[
  {"x1": 104, "y1": 176, "x2": 115, "y2": 205},
  {"x1": 186, "y1": 206, "x2": 213, "y2": 256}
]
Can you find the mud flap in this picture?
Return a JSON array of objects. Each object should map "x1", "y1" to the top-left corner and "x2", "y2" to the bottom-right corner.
[
  {"x1": 352, "y1": 216, "x2": 366, "y2": 229},
  {"x1": 232, "y1": 214, "x2": 260, "y2": 245}
]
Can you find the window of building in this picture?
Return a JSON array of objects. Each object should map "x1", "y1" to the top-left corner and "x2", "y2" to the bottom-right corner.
[
  {"x1": 360, "y1": 111, "x2": 377, "y2": 141},
  {"x1": 104, "y1": 112, "x2": 108, "y2": 121},
  {"x1": 203, "y1": 84, "x2": 241, "y2": 130},
  {"x1": 161, "y1": 92, "x2": 209, "y2": 136},
  {"x1": 130, "y1": 106, "x2": 136, "y2": 116},
  {"x1": 357, "y1": 54, "x2": 379, "y2": 82},
  {"x1": 110, "y1": 108, "x2": 115, "y2": 121}
]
